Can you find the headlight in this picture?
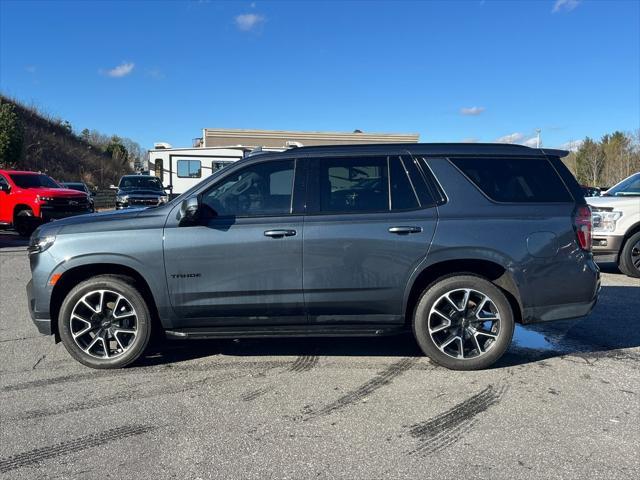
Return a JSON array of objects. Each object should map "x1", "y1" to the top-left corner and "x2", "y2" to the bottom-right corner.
[
  {"x1": 159, "y1": 195, "x2": 168, "y2": 204},
  {"x1": 37, "y1": 195, "x2": 55, "y2": 203},
  {"x1": 116, "y1": 195, "x2": 129, "y2": 203},
  {"x1": 592, "y1": 210, "x2": 622, "y2": 233},
  {"x1": 28, "y1": 235, "x2": 56, "y2": 255}
]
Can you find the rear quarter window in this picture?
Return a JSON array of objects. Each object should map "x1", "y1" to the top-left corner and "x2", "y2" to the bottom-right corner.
[{"x1": 450, "y1": 157, "x2": 573, "y2": 203}]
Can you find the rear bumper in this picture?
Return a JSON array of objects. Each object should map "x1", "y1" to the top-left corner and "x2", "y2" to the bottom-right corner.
[
  {"x1": 522, "y1": 258, "x2": 601, "y2": 324},
  {"x1": 523, "y1": 295, "x2": 598, "y2": 323},
  {"x1": 26, "y1": 279, "x2": 53, "y2": 335}
]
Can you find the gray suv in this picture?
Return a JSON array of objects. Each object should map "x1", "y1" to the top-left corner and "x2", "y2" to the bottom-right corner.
[{"x1": 26, "y1": 144, "x2": 600, "y2": 370}]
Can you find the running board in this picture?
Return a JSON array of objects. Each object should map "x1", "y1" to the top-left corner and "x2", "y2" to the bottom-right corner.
[{"x1": 165, "y1": 325, "x2": 407, "y2": 340}]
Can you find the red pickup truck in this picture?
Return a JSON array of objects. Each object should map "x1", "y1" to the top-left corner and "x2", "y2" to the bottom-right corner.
[{"x1": 0, "y1": 170, "x2": 92, "y2": 236}]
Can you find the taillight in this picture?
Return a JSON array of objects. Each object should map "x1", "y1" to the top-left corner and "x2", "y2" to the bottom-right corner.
[{"x1": 574, "y1": 205, "x2": 592, "y2": 251}]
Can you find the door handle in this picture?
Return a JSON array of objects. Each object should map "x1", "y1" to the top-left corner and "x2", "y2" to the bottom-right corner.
[
  {"x1": 388, "y1": 226, "x2": 422, "y2": 234},
  {"x1": 264, "y1": 229, "x2": 297, "y2": 238}
]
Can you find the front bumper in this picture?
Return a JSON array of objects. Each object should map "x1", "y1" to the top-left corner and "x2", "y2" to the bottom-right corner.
[
  {"x1": 26, "y1": 279, "x2": 53, "y2": 335},
  {"x1": 592, "y1": 234, "x2": 624, "y2": 256},
  {"x1": 41, "y1": 208, "x2": 92, "y2": 222}
]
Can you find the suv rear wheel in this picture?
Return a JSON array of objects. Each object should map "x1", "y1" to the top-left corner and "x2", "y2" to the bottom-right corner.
[
  {"x1": 413, "y1": 274, "x2": 515, "y2": 370},
  {"x1": 58, "y1": 275, "x2": 152, "y2": 369},
  {"x1": 618, "y1": 231, "x2": 640, "y2": 278}
]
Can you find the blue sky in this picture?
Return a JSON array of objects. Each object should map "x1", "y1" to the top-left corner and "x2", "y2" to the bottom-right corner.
[{"x1": 1, "y1": 0, "x2": 638, "y2": 150}]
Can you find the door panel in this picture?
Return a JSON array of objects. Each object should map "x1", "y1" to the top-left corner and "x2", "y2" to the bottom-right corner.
[
  {"x1": 164, "y1": 216, "x2": 304, "y2": 325},
  {"x1": 303, "y1": 212, "x2": 436, "y2": 323}
]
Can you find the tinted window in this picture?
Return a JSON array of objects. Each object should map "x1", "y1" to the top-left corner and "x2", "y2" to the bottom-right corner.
[
  {"x1": 119, "y1": 176, "x2": 164, "y2": 190},
  {"x1": 177, "y1": 160, "x2": 201, "y2": 178},
  {"x1": 201, "y1": 160, "x2": 294, "y2": 217},
  {"x1": 0, "y1": 175, "x2": 9, "y2": 190},
  {"x1": 451, "y1": 157, "x2": 572, "y2": 203},
  {"x1": 9, "y1": 174, "x2": 60, "y2": 189},
  {"x1": 390, "y1": 157, "x2": 419, "y2": 210},
  {"x1": 319, "y1": 157, "x2": 389, "y2": 213}
]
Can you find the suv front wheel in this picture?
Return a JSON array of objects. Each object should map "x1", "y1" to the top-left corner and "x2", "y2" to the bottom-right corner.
[
  {"x1": 58, "y1": 275, "x2": 152, "y2": 369},
  {"x1": 413, "y1": 275, "x2": 515, "y2": 370}
]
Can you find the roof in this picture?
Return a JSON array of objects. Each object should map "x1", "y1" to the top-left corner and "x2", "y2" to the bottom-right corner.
[{"x1": 248, "y1": 143, "x2": 569, "y2": 160}]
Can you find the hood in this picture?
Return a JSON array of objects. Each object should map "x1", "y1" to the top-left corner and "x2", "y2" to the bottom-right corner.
[
  {"x1": 587, "y1": 195, "x2": 640, "y2": 211},
  {"x1": 24, "y1": 187, "x2": 87, "y2": 198},
  {"x1": 34, "y1": 208, "x2": 148, "y2": 239}
]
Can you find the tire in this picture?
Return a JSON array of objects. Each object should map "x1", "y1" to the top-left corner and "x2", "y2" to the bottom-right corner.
[
  {"x1": 58, "y1": 275, "x2": 152, "y2": 369},
  {"x1": 412, "y1": 274, "x2": 515, "y2": 370},
  {"x1": 618, "y1": 231, "x2": 640, "y2": 278},
  {"x1": 14, "y1": 208, "x2": 37, "y2": 237}
]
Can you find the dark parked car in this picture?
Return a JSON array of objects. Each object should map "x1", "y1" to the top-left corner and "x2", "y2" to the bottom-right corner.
[
  {"x1": 112, "y1": 174, "x2": 169, "y2": 209},
  {"x1": 581, "y1": 185, "x2": 601, "y2": 197},
  {"x1": 61, "y1": 182, "x2": 95, "y2": 212},
  {"x1": 26, "y1": 143, "x2": 600, "y2": 370}
]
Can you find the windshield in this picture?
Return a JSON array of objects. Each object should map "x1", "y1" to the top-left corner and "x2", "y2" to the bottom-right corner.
[
  {"x1": 119, "y1": 176, "x2": 164, "y2": 190},
  {"x1": 10, "y1": 173, "x2": 61, "y2": 189},
  {"x1": 62, "y1": 183, "x2": 86, "y2": 192},
  {"x1": 605, "y1": 172, "x2": 640, "y2": 196}
]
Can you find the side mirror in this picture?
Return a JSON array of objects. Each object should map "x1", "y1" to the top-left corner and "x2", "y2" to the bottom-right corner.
[{"x1": 179, "y1": 197, "x2": 200, "y2": 226}]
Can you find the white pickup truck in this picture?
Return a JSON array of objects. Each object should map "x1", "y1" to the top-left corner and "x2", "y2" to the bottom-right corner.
[{"x1": 587, "y1": 172, "x2": 640, "y2": 278}]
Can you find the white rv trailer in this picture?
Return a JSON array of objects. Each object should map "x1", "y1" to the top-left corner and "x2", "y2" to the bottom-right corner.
[{"x1": 148, "y1": 144, "x2": 282, "y2": 195}]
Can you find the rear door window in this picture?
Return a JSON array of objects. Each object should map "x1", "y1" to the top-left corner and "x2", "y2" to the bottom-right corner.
[
  {"x1": 450, "y1": 157, "x2": 573, "y2": 203},
  {"x1": 319, "y1": 157, "x2": 389, "y2": 213}
]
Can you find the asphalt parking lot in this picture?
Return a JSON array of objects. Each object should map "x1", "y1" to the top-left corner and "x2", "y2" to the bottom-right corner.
[{"x1": 1, "y1": 230, "x2": 639, "y2": 479}]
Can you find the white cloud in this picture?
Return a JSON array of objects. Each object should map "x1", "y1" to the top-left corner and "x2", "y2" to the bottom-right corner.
[
  {"x1": 460, "y1": 106, "x2": 485, "y2": 116},
  {"x1": 552, "y1": 0, "x2": 581, "y2": 13},
  {"x1": 234, "y1": 13, "x2": 265, "y2": 31},
  {"x1": 495, "y1": 132, "x2": 525, "y2": 144},
  {"x1": 102, "y1": 62, "x2": 135, "y2": 78},
  {"x1": 523, "y1": 137, "x2": 539, "y2": 148}
]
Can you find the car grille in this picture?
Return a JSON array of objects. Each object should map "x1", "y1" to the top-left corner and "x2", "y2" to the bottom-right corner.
[
  {"x1": 43, "y1": 197, "x2": 91, "y2": 211},
  {"x1": 128, "y1": 197, "x2": 160, "y2": 206}
]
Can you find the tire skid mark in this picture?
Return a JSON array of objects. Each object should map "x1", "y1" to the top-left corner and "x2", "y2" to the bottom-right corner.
[
  {"x1": 307, "y1": 357, "x2": 418, "y2": 419},
  {"x1": 407, "y1": 384, "x2": 507, "y2": 456},
  {"x1": 288, "y1": 355, "x2": 319, "y2": 373},
  {"x1": 1, "y1": 360, "x2": 288, "y2": 392},
  {"x1": 0, "y1": 424, "x2": 155, "y2": 473},
  {"x1": 241, "y1": 385, "x2": 274, "y2": 402},
  {"x1": 14, "y1": 374, "x2": 237, "y2": 421}
]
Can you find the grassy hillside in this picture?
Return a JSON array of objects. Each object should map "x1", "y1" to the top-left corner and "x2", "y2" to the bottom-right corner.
[{"x1": 0, "y1": 95, "x2": 132, "y2": 187}]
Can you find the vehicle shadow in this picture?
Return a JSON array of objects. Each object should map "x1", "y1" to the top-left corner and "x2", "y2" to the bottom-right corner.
[
  {"x1": 0, "y1": 231, "x2": 29, "y2": 250},
  {"x1": 138, "y1": 285, "x2": 640, "y2": 369}
]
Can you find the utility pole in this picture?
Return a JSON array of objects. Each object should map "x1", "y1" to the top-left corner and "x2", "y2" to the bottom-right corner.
[{"x1": 535, "y1": 129, "x2": 541, "y2": 148}]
